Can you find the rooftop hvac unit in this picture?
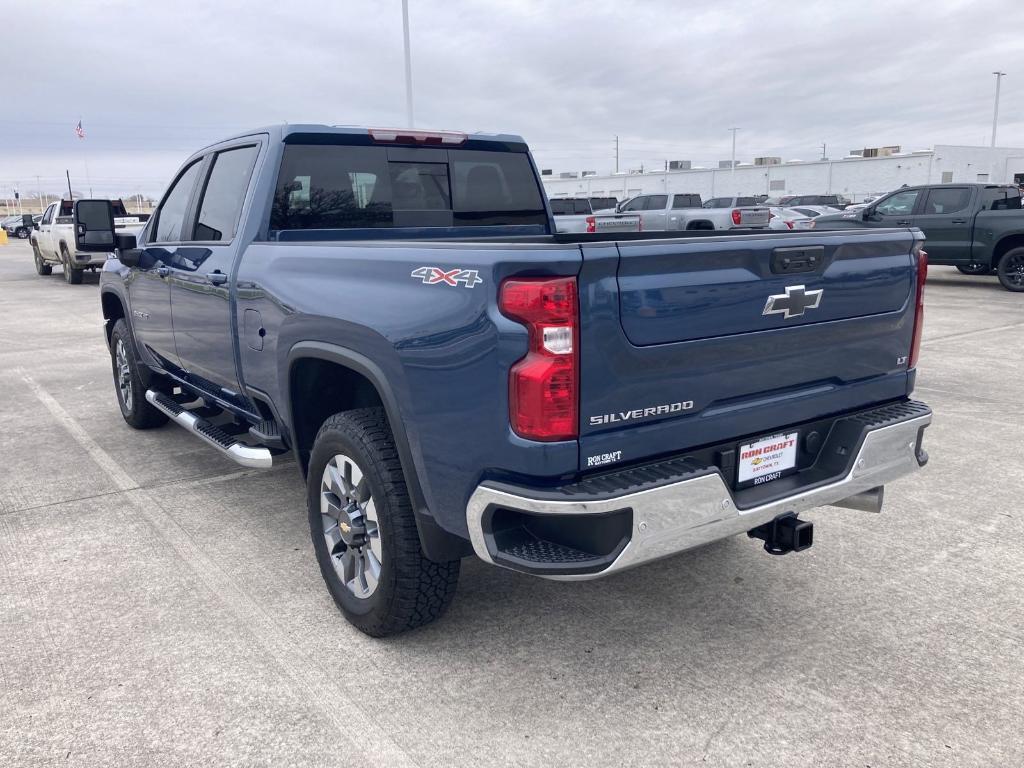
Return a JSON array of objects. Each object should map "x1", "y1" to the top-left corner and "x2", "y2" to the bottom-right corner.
[
  {"x1": 581, "y1": 170, "x2": 596, "y2": 177},
  {"x1": 668, "y1": 160, "x2": 692, "y2": 171},
  {"x1": 540, "y1": 169, "x2": 553, "y2": 176},
  {"x1": 558, "y1": 172, "x2": 578, "y2": 179},
  {"x1": 754, "y1": 156, "x2": 782, "y2": 166}
]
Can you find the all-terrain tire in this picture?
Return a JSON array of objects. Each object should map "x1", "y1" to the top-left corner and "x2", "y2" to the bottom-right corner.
[
  {"x1": 109, "y1": 319, "x2": 168, "y2": 429},
  {"x1": 32, "y1": 242, "x2": 52, "y2": 275},
  {"x1": 996, "y1": 247, "x2": 1024, "y2": 292},
  {"x1": 61, "y1": 245, "x2": 83, "y2": 284},
  {"x1": 307, "y1": 408, "x2": 460, "y2": 637}
]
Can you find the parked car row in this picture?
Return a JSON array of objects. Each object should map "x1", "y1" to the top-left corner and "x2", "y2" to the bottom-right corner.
[{"x1": 2, "y1": 213, "x2": 41, "y2": 239}]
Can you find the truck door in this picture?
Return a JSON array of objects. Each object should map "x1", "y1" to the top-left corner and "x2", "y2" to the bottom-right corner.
[
  {"x1": 168, "y1": 143, "x2": 260, "y2": 395},
  {"x1": 641, "y1": 194, "x2": 668, "y2": 230},
  {"x1": 910, "y1": 186, "x2": 973, "y2": 264},
  {"x1": 37, "y1": 203, "x2": 56, "y2": 257},
  {"x1": 864, "y1": 188, "x2": 922, "y2": 228},
  {"x1": 130, "y1": 159, "x2": 204, "y2": 370}
]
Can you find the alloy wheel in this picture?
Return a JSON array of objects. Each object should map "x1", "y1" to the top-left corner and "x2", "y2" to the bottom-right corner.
[
  {"x1": 115, "y1": 339, "x2": 133, "y2": 411},
  {"x1": 320, "y1": 453, "x2": 382, "y2": 599}
]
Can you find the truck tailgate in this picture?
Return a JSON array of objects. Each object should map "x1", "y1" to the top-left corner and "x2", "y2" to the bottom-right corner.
[
  {"x1": 577, "y1": 229, "x2": 922, "y2": 471},
  {"x1": 737, "y1": 207, "x2": 770, "y2": 227}
]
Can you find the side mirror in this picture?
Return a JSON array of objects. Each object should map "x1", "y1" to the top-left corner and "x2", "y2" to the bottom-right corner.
[
  {"x1": 33, "y1": 222, "x2": 39, "y2": 230},
  {"x1": 73, "y1": 199, "x2": 116, "y2": 252},
  {"x1": 114, "y1": 232, "x2": 141, "y2": 268},
  {"x1": 863, "y1": 208, "x2": 875, "y2": 221}
]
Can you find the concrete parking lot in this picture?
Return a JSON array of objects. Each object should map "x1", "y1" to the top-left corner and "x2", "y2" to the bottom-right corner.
[{"x1": 1, "y1": 239, "x2": 1022, "y2": 767}]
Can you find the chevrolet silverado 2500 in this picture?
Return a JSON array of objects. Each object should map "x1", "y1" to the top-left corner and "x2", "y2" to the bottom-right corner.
[{"x1": 75, "y1": 124, "x2": 932, "y2": 636}]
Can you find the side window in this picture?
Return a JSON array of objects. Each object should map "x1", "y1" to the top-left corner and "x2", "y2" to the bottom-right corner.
[
  {"x1": 620, "y1": 197, "x2": 646, "y2": 212},
  {"x1": 983, "y1": 188, "x2": 1022, "y2": 211},
  {"x1": 193, "y1": 145, "x2": 259, "y2": 242},
  {"x1": 41, "y1": 204, "x2": 54, "y2": 225},
  {"x1": 736, "y1": 197, "x2": 756, "y2": 206},
  {"x1": 874, "y1": 190, "x2": 919, "y2": 217},
  {"x1": 153, "y1": 161, "x2": 203, "y2": 243},
  {"x1": 703, "y1": 198, "x2": 729, "y2": 209},
  {"x1": 922, "y1": 187, "x2": 970, "y2": 215},
  {"x1": 645, "y1": 195, "x2": 667, "y2": 210}
]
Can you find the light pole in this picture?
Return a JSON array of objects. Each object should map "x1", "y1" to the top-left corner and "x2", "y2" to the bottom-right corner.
[
  {"x1": 402, "y1": 0, "x2": 414, "y2": 127},
  {"x1": 728, "y1": 128, "x2": 740, "y2": 193},
  {"x1": 991, "y1": 71, "x2": 1006, "y2": 147}
]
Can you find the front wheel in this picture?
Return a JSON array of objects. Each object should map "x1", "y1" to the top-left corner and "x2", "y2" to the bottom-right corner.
[
  {"x1": 15, "y1": 226, "x2": 29, "y2": 239},
  {"x1": 109, "y1": 319, "x2": 168, "y2": 429},
  {"x1": 307, "y1": 408, "x2": 460, "y2": 637},
  {"x1": 956, "y1": 263, "x2": 990, "y2": 275},
  {"x1": 996, "y1": 247, "x2": 1024, "y2": 292}
]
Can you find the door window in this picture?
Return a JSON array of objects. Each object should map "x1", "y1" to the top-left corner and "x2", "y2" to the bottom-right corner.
[
  {"x1": 619, "y1": 197, "x2": 646, "y2": 212},
  {"x1": 41, "y1": 204, "x2": 55, "y2": 225},
  {"x1": 922, "y1": 187, "x2": 970, "y2": 215},
  {"x1": 153, "y1": 161, "x2": 203, "y2": 243},
  {"x1": 644, "y1": 195, "x2": 667, "y2": 210},
  {"x1": 703, "y1": 198, "x2": 730, "y2": 208},
  {"x1": 874, "y1": 190, "x2": 919, "y2": 216},
  {"x1": 193, "y1": 145, "x2": 259, "y2": 242}
]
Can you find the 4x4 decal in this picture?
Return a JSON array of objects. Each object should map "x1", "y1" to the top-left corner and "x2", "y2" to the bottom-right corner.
[{"x1": 411, "y1": 266, "x2": 483, "y2": 288}]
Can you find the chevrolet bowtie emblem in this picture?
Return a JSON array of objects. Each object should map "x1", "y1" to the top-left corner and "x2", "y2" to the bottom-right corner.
[
  {"x1": 339, "y1": 522, "x2": 351, "y2": 534},
  {"x1": 762, "y1": 285, "x2": 823, "y2": 319}
]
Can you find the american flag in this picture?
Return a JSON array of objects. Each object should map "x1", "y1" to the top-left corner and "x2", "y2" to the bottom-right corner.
[{"x1": 74, "y1": 120, "x2": 85, "y2": 139}]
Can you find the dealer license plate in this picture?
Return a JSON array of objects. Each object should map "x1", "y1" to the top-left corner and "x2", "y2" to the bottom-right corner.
[{"x1": 736, "y1": 431, "x2": 799, "y2": 488}]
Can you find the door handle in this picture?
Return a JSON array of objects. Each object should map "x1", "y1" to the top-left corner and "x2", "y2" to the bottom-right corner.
[
  {"x1": 156, "y1": 266, "x2": 170, "y2": 277},
  {"x1": 206, "y1": 271, "x2": 228, "y2": 286},
  {"x1": 895, "y1": 220, "x2": 910, "y2": 226},
  {"x1": 951, "y1": 219, "x2": 967, "y2": 224}
]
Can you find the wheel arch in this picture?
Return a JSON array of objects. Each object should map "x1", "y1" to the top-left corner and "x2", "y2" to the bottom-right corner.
[
  {"x1": 285, "y1": 341, "x2": 470, "y2": 563},
  {"x1": 686, "y1": 219, "x2": 715, "y2": 230},
  {"x1": 100, "y1": 289, "x2": 128, "y2": 347},
  {"x1": 993, "y1": 233, "x2": 1024, "y2": 264}
]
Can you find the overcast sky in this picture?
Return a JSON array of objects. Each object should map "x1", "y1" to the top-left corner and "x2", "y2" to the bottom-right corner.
[{"x1": 2, "y1": 0, "x2": 1023, "y2": 199}]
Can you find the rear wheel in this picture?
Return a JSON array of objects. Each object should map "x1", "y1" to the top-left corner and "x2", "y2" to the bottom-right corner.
[
  {"x1": 61, "y1": 245, "x2": 83, "y2": 285},
  {"x1": 109, "y1": 319, "x2": 168, "y2": 429},
  {"x1": 15, "y1": 226, "x2": 29, "y2": 239},
  {"x1": 996, "y1": 247, "x2": 1024, "y2": 292},
  {"x1": 307, "y1": 408, "x2": 460, "y2": 637},
  {"x1": 32, "y1": 242, "x2": 52, "y2": 275},
  {"x1": 956, "y1": 263, "x2": 990, "y2": 275}
]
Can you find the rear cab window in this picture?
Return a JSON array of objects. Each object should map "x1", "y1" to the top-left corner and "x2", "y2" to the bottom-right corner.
[{"x1": 270, "y1": 139, "x2": 548, "y2": 236}]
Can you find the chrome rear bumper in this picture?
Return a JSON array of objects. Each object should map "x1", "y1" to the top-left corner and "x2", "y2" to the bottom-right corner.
[{"x1": 467, "y1": 403, "x2": 930, "y2": 580}]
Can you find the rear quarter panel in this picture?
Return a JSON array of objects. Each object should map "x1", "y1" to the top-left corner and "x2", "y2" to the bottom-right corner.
[{"x1": 235, "y1": 240, "x2": 583, "y2": 538}]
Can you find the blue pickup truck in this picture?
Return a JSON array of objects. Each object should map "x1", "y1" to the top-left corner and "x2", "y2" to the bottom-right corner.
[{"x1": 73, "y1": 124, "x2": 932, "y2": 636}]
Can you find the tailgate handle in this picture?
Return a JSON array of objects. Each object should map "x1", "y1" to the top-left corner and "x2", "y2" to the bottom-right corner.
[{"x1": 770, "y1": 246, "x2": 824, "y2": 275}]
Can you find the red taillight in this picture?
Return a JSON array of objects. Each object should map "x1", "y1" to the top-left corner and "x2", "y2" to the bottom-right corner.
[
  {"x1": 585, "y1": 216, "x2": 596, "y2": 233},
  {"x1": 909, "y1": 246, "x2": 927, "y2": 368},
  {"x1": 768, "y1": 212, "x2": 776, "y2": 221},
  {"x1": 499, "y1": 277, "x2": 579, "y2": 441},
  {"x1": 731, "y1": 209, "x2": 742, "y2": 226},
  {"x1": 368, "y1": 128, "x2": 467, "y2": 145},
  {"x1": 785, "y1": 220, "x2": 795, "y2": 229}
]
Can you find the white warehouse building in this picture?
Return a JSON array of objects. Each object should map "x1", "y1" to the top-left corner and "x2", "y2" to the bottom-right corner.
[{"x1": 541, "y1": 145, "x2": 1024, "y2": 203}]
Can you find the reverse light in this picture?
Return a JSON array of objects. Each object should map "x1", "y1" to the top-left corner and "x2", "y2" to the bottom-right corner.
[
  {"x1": 499, "y1": 277, "x2": 579, "y2": 441},
  {"x1": 368, "y1": 128, "x2": 467, "y2": 145},
  {"x1": 909, "y1": 246, "x2": 928, "y2": 368},
  {"x1": 731, "y1": 209, "x2": 742, "y2": 226}
]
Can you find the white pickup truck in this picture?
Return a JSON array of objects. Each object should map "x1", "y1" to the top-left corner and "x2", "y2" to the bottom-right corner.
[
  {"x1": 30, "y1": 199, "x2": 147, "y2": 284},
  {"x1": 549, "y1": 197, "x2": 641, "y2": 234},
  {"x1": 600, "y1": 193, "x2": 769, "y2": 231}
]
